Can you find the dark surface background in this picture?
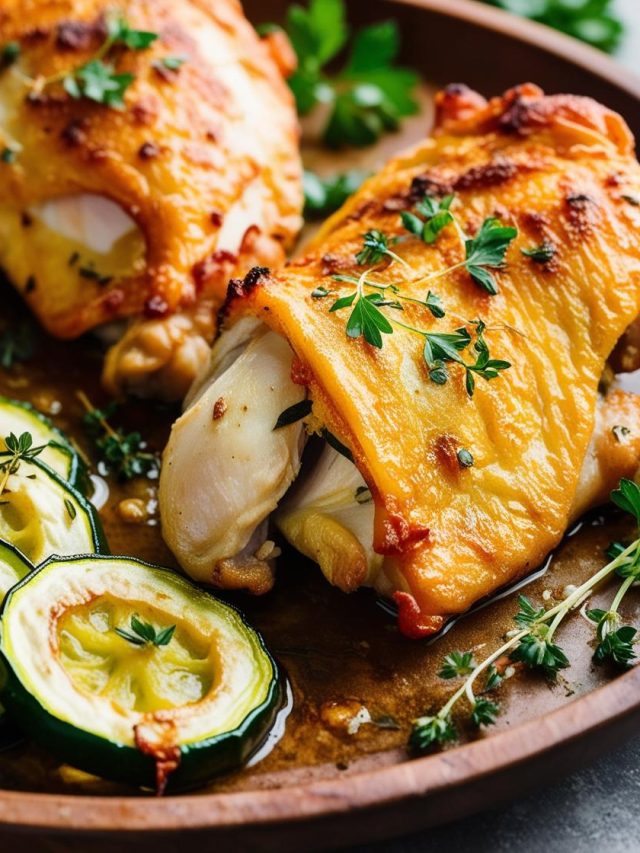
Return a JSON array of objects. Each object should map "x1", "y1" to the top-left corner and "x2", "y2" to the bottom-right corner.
[
  {"x1": 345, "y1": 3, "x2": 640, "y2": 851},
  {"x1": 345, "y1": 734, "x2": 640, "y2": 852}
]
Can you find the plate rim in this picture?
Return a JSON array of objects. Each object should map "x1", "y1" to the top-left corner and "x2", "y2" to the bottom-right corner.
[
  {"x1": 2, "y1": 0, "x2": 640, "y2": 836},
  {"x1": 0, "y1": 666, "x2": 638, "y2": 832}
]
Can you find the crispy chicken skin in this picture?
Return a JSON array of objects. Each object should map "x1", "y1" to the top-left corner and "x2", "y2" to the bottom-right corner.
[
  {"x1": 217, "y1": 84, "x2": 640, "y2": 633},
  {"x1": 0, "y1": 0, "x2": 302, "y2": 398}
]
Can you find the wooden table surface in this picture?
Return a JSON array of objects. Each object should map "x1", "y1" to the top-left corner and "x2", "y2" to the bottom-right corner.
[{"x1": 347, "y1": 3, "x2": 640, "y2": 851}]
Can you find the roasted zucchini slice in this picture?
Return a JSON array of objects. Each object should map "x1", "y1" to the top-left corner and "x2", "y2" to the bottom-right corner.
[
  {"x1": 0, "y1": 397, "x2": 85, "y2": 490},
  {"x1": 0, "y1": 460, "x2": 107, "y2": 564},
  {"x1": 0, "y1": 538, "x2": 31, "y2": 602},
  {"x1": 0, "y1": 556, "x2": 284, "y2": 792}
]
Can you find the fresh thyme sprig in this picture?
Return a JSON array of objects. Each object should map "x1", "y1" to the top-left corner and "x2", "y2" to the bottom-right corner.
[
  {"x1": 410, "y1": 479, "x2": 640, "y2": 753},
  {"x1": 0, "y1": 431, "x2": 47, "y2": 498},
  {"x1": 77, "y1": 391, "x2": 159, "y2": 481},
  {"x1": 583, "y1": 479, "x2": 640, "y2": 668},
  {"x1": 115, "y1": 614, "x2": 176, "y2": 648},
  {"x1": 28, "y1": 15, "x2": 158, "y2": 108}
]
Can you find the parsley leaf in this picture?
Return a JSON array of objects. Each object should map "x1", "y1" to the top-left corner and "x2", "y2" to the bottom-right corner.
[
  {"x1": 611, "y1": 478, "x2": 640, "y2": 525},
  {"x1": 402, "y1": 194, "x2": 455, "y2": 244},
  {"x1": 464, "y1": 218, "x2": 518, "y2": 295},
  {"x1": 64, "y1": 60, "x2": 134, "y2": 109},
  {"x1": 424, "y1": 290, "x2": 445, "y2": 319},
  {"x1": 107, "y1": 17, "x2": 158, "y2": 50},
  {"x1": 303, "y1": 169, "x2": 366, "y2": 219},
  {"x1": 438, "y1": 650, "x2": 476, "y2": 679},
  {"x1": 36, "y1": 15, "x2": 157, "y2": 108},
  {"x1": 344, "y1": 292, "x2": 393, "y2": 348},
  {"x1": 277, "y1": 0, "x2": 418, "y2": 147},
  {"x1": 484, "y1": 0, "x2": 624, "y2": 54}
]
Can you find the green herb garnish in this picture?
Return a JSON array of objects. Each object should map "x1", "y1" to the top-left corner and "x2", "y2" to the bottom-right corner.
[
  {"x1": 521, "y1": 242, "x2": 556, "y2": 264},
  {"x1": 463, "y1": 218, "x2": 518, "y2": 295},
  {"x1": 484, "y1": 0, "x2": 624, "y2": 53},
  {"x1": 272, "y1": 0, "x2": 418, "y2": 148},
  {"x1": 438, "y1": 650, "x2": 475, "y2": 679},
  {"x1": 456, "y1": 448, "x2": 474, "y2": 468},
  {"x1": 409, "y1": 478, "x2": 640, "y2": 754},
  {"x1": 274, "y1": 399, "x2": 313, "y2": 429},
  {"x1": 1, "y1": 147, "x2": 16, "y2": 164},
  {"x1": 0, "y1": 431, "x2": 47, "y2": 497},
  {"x1": 1, "y1": 41, "x2": 20, "y2": 68},
  {"x1": 32, "y1": 15, "x2": 158, "y2": 108},
  {"x1": 115, "y1": 614, "x2": 176, "y2": 648},
  {"x1": 78, "y1": 391, "x2": 159, "y2": 481},
  {"x1": 401, "y1": 194, "x2": 455, "y2": 245},
  {"x1": 303, "y1": 169, "x2": 366, "y2": 219},
  {"x1": 153, "y1": 55, "x2": 187, "y2": 72}
]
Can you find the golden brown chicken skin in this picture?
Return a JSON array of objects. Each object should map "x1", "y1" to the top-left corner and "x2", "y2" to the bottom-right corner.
[
  {"x1": 223, "y1": 84, "x2": 640, "y2": 635},
  {"x1": 0, "y1": 0, "x2": 302, "y2": 398}
]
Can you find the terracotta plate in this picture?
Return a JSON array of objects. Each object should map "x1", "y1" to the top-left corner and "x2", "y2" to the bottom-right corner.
[{"x1": 1, "y1": 1, "x2": 640, "y2": 850}]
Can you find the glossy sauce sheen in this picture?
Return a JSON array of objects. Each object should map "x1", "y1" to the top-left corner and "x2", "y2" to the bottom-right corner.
[{"x1": 0, "y1": 286, "x2": 637, "y2": 797}]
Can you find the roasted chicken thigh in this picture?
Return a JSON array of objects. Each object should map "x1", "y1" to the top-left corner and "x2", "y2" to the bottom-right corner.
[
  {"x1": 161, "y1": 84, "x2": 640, "y2": 636},
  {"x1": 0, "y1": 0, "x2": 302, "y2": 399}
]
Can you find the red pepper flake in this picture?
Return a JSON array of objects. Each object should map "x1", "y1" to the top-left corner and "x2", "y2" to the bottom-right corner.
[
  {"x1": 144, "y1": 295, "x2": 170, "y2": 319},
  {"x1": 212, "y1": 397, "x2": 227, "y2": 420},
  {"x1": 102, "y1": 289, "x2": 125, "y2": 312},
  {"x1": 210, "y1": 211, "x2": 224, "y2": 227}
]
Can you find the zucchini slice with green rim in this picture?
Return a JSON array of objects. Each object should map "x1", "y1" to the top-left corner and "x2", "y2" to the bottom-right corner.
[
  {"x1": 0, "y1": 539, "x2": 31, "y2": 743},
  {"x1": 0, "y1": 556, "x2": 284, "y2": 793},
  {"x1": 0, "y1": 538, "x2": 31, "y2": 602},
  {"x1": 0, "y1": 396, "x2": 86, "y2": 490},
  {"x1": 0, "y1": 459, "x2": 107, "y2": 564}
]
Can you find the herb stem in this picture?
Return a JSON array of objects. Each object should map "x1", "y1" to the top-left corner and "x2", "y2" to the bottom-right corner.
[
  {"x1": 544, "y1": 540, "x2": 640, "y2": 641},
  {"x1": 76, "y1": 390, "x2": 119, "y2": 441},
  {"x1": 425, "y1": 537, "x2": 640, "y2": 727},
  {"x1": 610, "y1": 572, "x2": 637, "y2": 616}
]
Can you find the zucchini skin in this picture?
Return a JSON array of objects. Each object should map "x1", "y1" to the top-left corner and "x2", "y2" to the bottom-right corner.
[
  {"x1": 0, "y1": 396, "x2": 88, "y2": 493},
  {"x1": 0, "y1": 558, "x2": 283, "y2": 792}
]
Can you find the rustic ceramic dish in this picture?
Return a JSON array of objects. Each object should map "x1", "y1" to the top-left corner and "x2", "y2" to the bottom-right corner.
[{"x1": 1, "y1": 1, "x2": 640, "y2": 850}]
